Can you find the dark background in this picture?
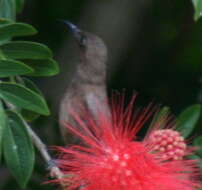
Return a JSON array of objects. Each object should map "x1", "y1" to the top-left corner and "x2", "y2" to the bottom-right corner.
[
  {"x1": 1, "y1": 0, "x2": 202, "y2": 189},
  {"x1": 19, "y1": 0, "x2": 202, "y2": 112}
]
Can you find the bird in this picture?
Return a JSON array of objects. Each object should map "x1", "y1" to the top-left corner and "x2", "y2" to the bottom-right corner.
[{"x1": 59, "y1": 21, "x2": 111, "y2": 143}]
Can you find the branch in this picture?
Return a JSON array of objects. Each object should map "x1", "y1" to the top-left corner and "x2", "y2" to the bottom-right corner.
[
  {"x1": 5, "y1": 101, "x2": 66, "y2": 188},
  {"x1": 23, "y1": 120, "x2": 64, "y2": 179}
]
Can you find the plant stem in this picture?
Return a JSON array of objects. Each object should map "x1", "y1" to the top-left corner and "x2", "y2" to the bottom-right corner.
[
  {"x1": 5, "y1": 101, "x2": 66, "y2": 188},
  {"x1": 22, "y1": 119, "x2": 64, "y2": 179}
]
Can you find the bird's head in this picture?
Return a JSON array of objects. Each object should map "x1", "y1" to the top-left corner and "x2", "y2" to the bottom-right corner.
[{"x1": 62, "y1": 21, "x2": 108, "y2": 65}]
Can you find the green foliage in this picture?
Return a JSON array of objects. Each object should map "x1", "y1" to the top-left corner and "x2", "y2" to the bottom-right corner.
[
  {"x1": 0, "y1": 82, "x2": 50, "y2": 115},
  {"x1": 3, "y1": 111, "x2": 34, "y2": 187},
  {"x1": 0, "y1": 0, "x2": 16, "y2": 20},
  {"x1": 192, "y1": 0, "x2": 202, "y2": 21},
  {"x1": 149, "y1": 106, "x2": 170, "y2": 128},
  {"x1": 20, "y1": 78, "x2": 43, "y2": 121},
  {"x1": 194, "y1": 136, "x2": 202, "y2": 157},
  {"x1": 15, "y1": 0, "x2": 24, "y2": 13},
  {"x1": 25, "y1": 59, "x2": 59, "y2": 76},
  {"x1": 0, "y1": 59, "x2": 33, "y2": 77},
  {"x1": 176, "y1": 104, "x2": 201, "y2": 138},
  {"x1": 0, "y1": 22, "x2": 37, "y2": 41},
  {"x1": 0, "y1": 41, "x2": 52, "y2": 59},
  {"x1": 22, "y1": 78, "x2": 43, "y2": 95},
  {"x1": 0, "y1": 0, "x2": 59, "y2": 188}
]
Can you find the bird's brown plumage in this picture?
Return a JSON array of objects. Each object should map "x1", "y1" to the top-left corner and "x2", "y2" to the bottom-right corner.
[{"x1": 59, "y1": 24, "x2": 111, "y2": 143}]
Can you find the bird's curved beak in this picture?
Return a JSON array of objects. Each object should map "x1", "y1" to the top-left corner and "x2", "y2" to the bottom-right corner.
[{"x1": 60, "y1": 20, "x2": 82, "y2": 42}]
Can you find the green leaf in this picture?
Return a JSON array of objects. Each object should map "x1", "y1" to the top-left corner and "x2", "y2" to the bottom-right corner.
[
  {"x1": 0, "y1": 100, "x2": 6, "y2": 162},
  {"x1": 0, "y1": 23, "x2": 37, "y2": 41},
  {"x1": 0, "y1": 18, "x2": 13, "y2": 26},
  {"x1": 25, "y1": 59, "x2": 60, "y2": 76},
  {"x1": 0, "y1": 19, "x2": 13, "y2": 44},
  {"x1": 150, "y1": 106, "x2": 170, "y2": 128},
  {"x1": 3, "y1": 111, "x2": 34, "y2": 187},
  {"x1": 1, "y1": 41, "x2": 52, "y2": 60},
  {"x1": 0, "y1": 48, "x2": 6, "y2": 59},
  {"x1": 22, "y1": 78, "x2": 43, "y2": 95},
  {"x1": 21, "y1": 109, "x2": 40, "y2": 122},
  {"x1": 194, "y1": 136, "x2": 202, "y2": 157},
  {"x1": 21, "y1": 78, "x2": 42, "y2": 121},
  {"x1": 15, "y1": 0, "x2": 24, "y2": 13},
  {"x1": 0, "y1": 0, "x2": 16, "y2": 20},
  {"x1": 0, "y1": 59, "x2": 33, "y2": 77},
  {"x1": 192, "y1": 0, "x2": 202, "y2": 21},
  {"x1": 0, "y1": 82, "x2": 50, "y2": 115},
  {"x1": 176, "y1": 104, "x2": 201, "y2": 138}
]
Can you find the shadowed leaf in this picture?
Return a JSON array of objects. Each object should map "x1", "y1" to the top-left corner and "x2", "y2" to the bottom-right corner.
[
  {"x1": 15, "y1": 0, "x2": 25, "y2": 13},
  {"x1": 3, "y1": 111, "x2": 34, "y2": 187},
  {"x1": 0, "y1": 23, "x2": 37, "y2": 41},
  {"x1": 25, "y1": 59, "x2": 59, "y2": 76},
  {"x1": 0, "y1": 0, "x2": 16, "y2": 20},
  {"x1": 0, "y1": 59, "x2": 33, "y2": 77},
  {"x1": 1, "y1": 41, "x2": 52, "y2": 60},
  {"x1": 192, "y1": 0, "x2": 202, "y2": 21},
  {"x1": 0, "y1": 82, "x2": 50, "y2": 115},
  {"x1": 176, "y1": 104, "x2": 201, "y2": 138}
]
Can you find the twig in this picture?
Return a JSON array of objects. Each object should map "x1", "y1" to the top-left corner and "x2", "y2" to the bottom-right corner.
[
  {"x1": 5, "y1": 101, "x2": 66, "y2": 188},
  {"x1": 22, "y1": 120, "x2": 64, "y2": 180}
]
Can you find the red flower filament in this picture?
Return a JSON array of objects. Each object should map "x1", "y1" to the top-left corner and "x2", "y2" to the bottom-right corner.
[{"x1": 55, "y1": 100, "x2": 201, "y2": 190}]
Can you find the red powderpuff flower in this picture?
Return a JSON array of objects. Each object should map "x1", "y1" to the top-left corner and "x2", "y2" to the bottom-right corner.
[{"x1": 55, "y1": 97, "x2": 202, "y2": 190}]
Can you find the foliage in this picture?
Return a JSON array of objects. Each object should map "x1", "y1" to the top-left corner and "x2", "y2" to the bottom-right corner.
[
  {"x1": 176, "y1": 104, "x2": 201, "y2": 138},
  {"x1": 192, "y1": 0, "x2": 202, "y2": 21},
  {"x1": 0, "y1": 0, "x2": 59, "y2": 188}
]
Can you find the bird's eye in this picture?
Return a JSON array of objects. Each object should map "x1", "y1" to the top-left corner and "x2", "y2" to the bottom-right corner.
[{"x1": 79, "y1": 35, "x2": 87, "y2": 47}]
